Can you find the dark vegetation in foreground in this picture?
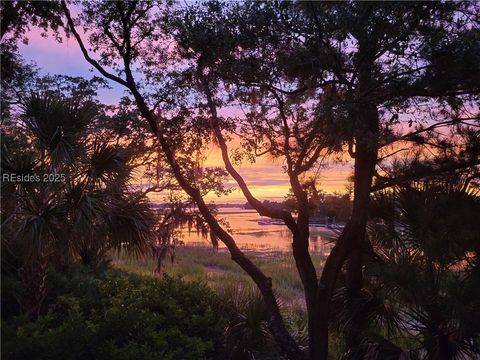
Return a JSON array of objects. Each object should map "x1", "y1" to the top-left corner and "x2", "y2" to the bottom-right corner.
[
  {"x1": 3, "y1": 183, "x2": 480, "y2": 360},
  {"x1": 2, "y1": 266, "x2": 335, "y2": 360},
  {"x1": 2, "y1": 268, "x2": 227, "y2": 360}
]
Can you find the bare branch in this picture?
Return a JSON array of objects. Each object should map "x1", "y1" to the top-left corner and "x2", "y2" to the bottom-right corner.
[
  {"x1": 198, "y1": 71, "x2": 297, "y2": 226},
  {"x1": 61, "y1": 1, "x2": 129, "y2": 87}
]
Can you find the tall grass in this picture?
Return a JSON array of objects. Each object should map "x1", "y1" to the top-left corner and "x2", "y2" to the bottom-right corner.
[
  {"x1": 112, "y1": 245, "x2": 327, "y2": 308},
  {"x1": 112, "y1": 245, "x2": 347, "y2": 359}
]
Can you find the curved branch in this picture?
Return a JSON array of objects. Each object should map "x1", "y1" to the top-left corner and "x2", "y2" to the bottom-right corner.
[
  {"x1": 62, "y1": 4, "x2": 303, "y2": 357},
  {"x1": 198, "y1": 71, "x2": 297, "y2": 227},
  {"x1": 61, "y1": 1, "x2": 129, "y2": 88}
]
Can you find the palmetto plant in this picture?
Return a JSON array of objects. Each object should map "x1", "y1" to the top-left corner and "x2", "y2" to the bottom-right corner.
[
  {"x1": 1, "y1": 92, "x2": 157, "y2": 318},
  {"x1": 86, "y1": 140, "x2": 133, "y2": 189},
  {"x1": 218, "y1": 283, "x2": 281, "y2": 360},
  {"x1": 335, "y1": 182, "x2": 480, "y2": 360},
  {"x1": 20, "y1": 93, "x2": 96, "y2": 165}
]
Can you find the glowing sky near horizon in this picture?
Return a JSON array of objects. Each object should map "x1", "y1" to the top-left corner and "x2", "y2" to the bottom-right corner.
[{"x1": 18, "y1": 29, "x2": 352, "y2": 203}]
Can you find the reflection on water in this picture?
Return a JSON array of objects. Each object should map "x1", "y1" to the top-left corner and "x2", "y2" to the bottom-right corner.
[{"x1": 181, "y1": 208, "x2": 336, "y2": 255}]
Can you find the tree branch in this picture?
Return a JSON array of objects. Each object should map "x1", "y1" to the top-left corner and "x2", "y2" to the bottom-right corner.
[
  {"x1": 371, "y1": 158, "x2": 480, "y2": 192},
  {"x1": 61, "y1": 1, "x2": 129, "y2": 88},
  {"x1": 198, "y1": 70, "x2": 297, "y2": 227}
]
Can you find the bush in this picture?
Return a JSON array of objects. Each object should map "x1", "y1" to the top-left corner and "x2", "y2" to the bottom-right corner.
[
  {"x1": 216, "y1": 282, "x2": 287, "y2": 360},
  {"x1": 2, "y1": 268, "x2": 230, "y2": 360}
]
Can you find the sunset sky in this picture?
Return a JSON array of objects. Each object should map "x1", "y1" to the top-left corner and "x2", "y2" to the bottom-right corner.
[{"x1": 19, "y1": 29, "x2": 353, "y2": 203}]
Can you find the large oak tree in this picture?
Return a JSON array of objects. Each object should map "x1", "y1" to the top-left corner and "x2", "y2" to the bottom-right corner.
[{"x1": 60, "y1": 1, "x2": 479, "y2": 359}]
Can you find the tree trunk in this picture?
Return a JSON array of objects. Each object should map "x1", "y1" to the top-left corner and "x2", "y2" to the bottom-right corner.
[
  {"x1": 292, "y1": 229, "x2": 320, "y2": 359},
  {"x1": 342, "y1": 35, "x2": 380, "y2": 348},
  {"x1": 62, "y1": 9, "x2": 304, "y2": 356},
  {"x1": 19, "y1": 258, "x2": 48, "y2": 320},
  {"x1": 311, "y1": 102, "x2": 379, "y2": 359},
  {"x1": 429, "y1": 332, "x2": 452, "y2": 360},
  {"x1": 345, "y1": 241, "x2": 365, "y2": 349},
  {"x1": 157, "y1": 122, "x2": 306, "y2": 360},
  {"x1": 308, "y1": 304, "x2": 326, "y2": 360}
]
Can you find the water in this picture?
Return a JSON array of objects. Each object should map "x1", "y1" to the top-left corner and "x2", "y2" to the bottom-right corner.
[{"x1": 181, "y1": 207, "x2": 336, "y2": 255}]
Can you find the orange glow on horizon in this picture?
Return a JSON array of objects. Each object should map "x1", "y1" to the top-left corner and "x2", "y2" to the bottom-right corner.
[{"x1": 145, "y1": 141, "x2": 353, "y2": 204}]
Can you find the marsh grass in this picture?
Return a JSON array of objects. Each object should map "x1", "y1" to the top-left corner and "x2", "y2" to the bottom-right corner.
[
  {"x1": 112, "y1": 245, "x2": 327, "y2": 308},
  {"x1": 112, "y1": 245, "x2": 346, "y2": 358}
]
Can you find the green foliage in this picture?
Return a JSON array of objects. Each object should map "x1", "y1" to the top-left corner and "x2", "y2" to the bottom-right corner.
[
  {"x1": 2, "y1": 269, "x2": 229, "y2": 360},
  {"x1": 217, "y1": 283, "x2": 283, "y2": 360},
  {"x1": 334, "y1": 183, "x2": 480, "y2": 359},
  {"x1": 1, "y1": 89, "x2": 158, "y2": 270}
]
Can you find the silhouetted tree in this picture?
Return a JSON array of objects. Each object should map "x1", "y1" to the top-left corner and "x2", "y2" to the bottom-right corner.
[
  {"x1": 1, "y1": 85, "x2": 158, "y2": 318},
  {"x1": 333, "y1": 181, "x2": 480, "y2": 359},
  {"x1": 0, "y1": 1, "x2": 62, "y2": 40},
  {"x1": 60, "y1": 1, "x2": 480, "y2": 359}
]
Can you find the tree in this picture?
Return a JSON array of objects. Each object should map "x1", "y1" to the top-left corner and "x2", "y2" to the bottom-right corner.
[
  {"x1": 333, "y1": 182, "x2": 480, "y2": 359},
  {"x1": 0, "y1": 84, "x2": 158, "y2": 318},
  {"x1": 59, "y1": 1, "x2": 480, "y2": 359},
  {"x1": 0, "y1": 0, "x2": 63, "y2": 118},
  {"x1": 315, "y1": 193, "x2": 352, "y2": 223},
  {"x1": 166, "y1": 2, "x2": 480, "y2": 357},
  {"x1": 0, "y1": 1, "x2": 62, "y2": 40}
]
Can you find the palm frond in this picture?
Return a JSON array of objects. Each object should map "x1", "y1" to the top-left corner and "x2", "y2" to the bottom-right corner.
[
  {"x1": 364, "y1": 182, "x2": 480, "y2": 358},
  {"x1": 105, "y1": 193, "x2": 156, "y2": 258},
  {"x1": 87, "y1": 140, "x2": 132, "y2": 188},
  {"x1": 20, "y1": 93, "x2": 96, "y2": 165},
  {"x1": 14, "y1": 187, "x2": 68, "y2": 259},
  {"x1": 218, "y1": 282, "x2": 279, "y2": 359}
]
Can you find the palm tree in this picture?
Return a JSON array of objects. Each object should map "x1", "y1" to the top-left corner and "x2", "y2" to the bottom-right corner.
[
  {"x1": 218, "y1": 283, "x2": 281, "y2": 360},
  {"x1": 1, "y1": 92, "x2": 157, "y2": 318},
  {"x1": 334, "y1": 181, "x2": 480, "y2": 359}
]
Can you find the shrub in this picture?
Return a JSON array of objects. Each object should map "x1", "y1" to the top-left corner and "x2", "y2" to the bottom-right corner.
[
  {"x1": 216, "y1": 282, "x2": 286, "y2": 360},
  {"x1": 2, "y1": 268, "x2": 230, "y2": 360}
]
